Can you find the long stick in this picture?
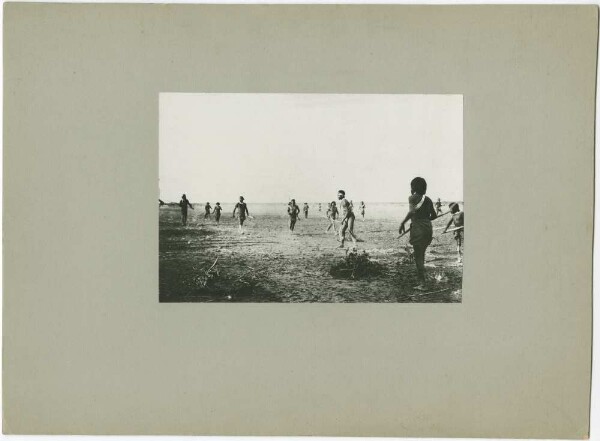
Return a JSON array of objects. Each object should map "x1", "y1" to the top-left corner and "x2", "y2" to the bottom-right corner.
[
  {"x1": 207, "y1": 257, "x2": 219, "y2": 272},
  {"x1": 442, "y1": 226, "x2": 464, "y2": 234},
  {"x1": 397, "y1": 211, "x2": 453, "y2": 239}
]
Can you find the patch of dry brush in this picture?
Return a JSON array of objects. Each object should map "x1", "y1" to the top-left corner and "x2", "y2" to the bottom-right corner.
[{"x1": 329, "y1": 249, "x2": 383, "y2": 279}]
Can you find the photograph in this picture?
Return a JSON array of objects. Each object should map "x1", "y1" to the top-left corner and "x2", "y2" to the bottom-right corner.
[{"x1": 159, "y1": 93, "x2": 463, "y2": 302}]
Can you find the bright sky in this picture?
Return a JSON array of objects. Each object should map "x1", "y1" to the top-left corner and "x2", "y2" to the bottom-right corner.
[{"x1": 159, "y1": 94, "x2": 462, "y2": 203}]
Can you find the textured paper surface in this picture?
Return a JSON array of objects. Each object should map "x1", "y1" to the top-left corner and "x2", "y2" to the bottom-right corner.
[{"x1": 3, "y1": 4, "x2": 596, "y2": 437}]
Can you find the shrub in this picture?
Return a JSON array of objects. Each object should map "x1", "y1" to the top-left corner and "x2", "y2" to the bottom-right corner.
[{"x1": 330, "y1": 249, "x2": 383, "y2": 279}]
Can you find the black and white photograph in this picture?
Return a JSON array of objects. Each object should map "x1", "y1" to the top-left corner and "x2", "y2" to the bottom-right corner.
[{"x1": 159, "y1": 93, "x2": 463, "y2": 302}]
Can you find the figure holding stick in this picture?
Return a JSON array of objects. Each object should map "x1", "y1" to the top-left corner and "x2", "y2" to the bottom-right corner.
[{"x1": 443, "y1": 202, "x2": 464, "y2": 263}]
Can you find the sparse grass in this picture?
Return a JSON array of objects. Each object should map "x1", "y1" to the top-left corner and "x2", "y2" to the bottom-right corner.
[{"x1": 159, "y1": 207, "x2": 462, "y2": 302}]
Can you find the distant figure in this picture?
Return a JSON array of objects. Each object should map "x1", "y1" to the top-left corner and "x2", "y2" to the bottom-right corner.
[
  {"x1": 399, "y1": 177, "x2": 438, "y2": 290},
  {"x1": 233, "y1": 196, "x2": 250, "y2": 234},
  {"x1": 435, "y1": 198, "x2": 443, "y2": 215},
  {"x1": 213, "y1": 202, "x2": 222, "y2": 224},
  {"x1": 318, "y1": 203, "x2": 322, "y2": 212},
  {"x1": 338, "y1": 190, "x2": 361, "y2": 248},
  {"x1": 204, "y1": 202, "x2": 212, "y2": 219},
  {"x1": 443, "y1": 202, "x2": 464, "y2": 263},
  {"x1": 159, "y1": 199, "x2": 165, "y2": 207},
  {"x1": 179, "y1": 194, "x2": 194, "y2": 226},
  {"x1": 359, "y1": 201, "x2": 366, "y2": 220},
  {"x1": 326, "y1": 201, "x2": 338, "y2": 233},
  {"x1": 288, "y1": 199, "x2": 301, "y2": 232},
  {"x1": 303, "y1": 203, "x2": 309, "y2": 219},
  {"x1": 330, "y1": 201, "x2": 339, "y2": 220}
]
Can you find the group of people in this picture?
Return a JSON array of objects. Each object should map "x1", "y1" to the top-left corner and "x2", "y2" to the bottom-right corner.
[
  {"x1": 168, "y1": 176, "x2": 463, "y2": 291},
  {"x1": 177, "y1": 195, "x2": 225, "y2": 225},
  {"x1": 397, "y1": 177, "x2": 464, "y2": 289}
]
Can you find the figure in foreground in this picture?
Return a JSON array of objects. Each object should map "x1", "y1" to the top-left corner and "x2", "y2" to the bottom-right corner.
[
  {"x1": 288, "y1": 199, "x2": 301, "y2": 232},
  {"x1": 179, "y1": 194, "x2": 194, "y2": 226},
  {"x1": 233, "y1": 196, "x2": 250, "y2": 234},
  {"x1": 399, "y1": 177, "x2": 438, "y2": 290},
  {"x1": 337, "y1": 190, "x2": 361, "y2": 248},
  {"x1": 443, "y1": 202, "x2": 464, "y2": 263}
]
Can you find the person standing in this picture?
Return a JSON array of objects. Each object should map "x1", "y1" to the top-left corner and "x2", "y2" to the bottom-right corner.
[
  {"x1": 233, "y1": 196, "x2": 250, "y2": 234},
  {"x1": 359, "y1": 201, "x2": 366, "y2": 220},
  {"x1": 179, "y1": 194, "x2": 194, "y2": 226},
  {"x1": 212, "y1": 202, "x2": 222, "y2": 224},
  {"x1": 399, "y1": 177, "x2": 438, "y2": 290},
  {"x1": 435, "y1": 198, "x2": 443, "y2": 215},
  {"x1": 443, "y1": 202, "x2": 464, "y2": 263},
  {"x1": 330, "y1": 200, "x2": 339, "y2": 221},
  {"x1": 288, "y1": 199, "x2": 301, "y2": 232},
  {"x1": 204, "y1": 202, "x2": 212, "y2": 219},
  {"x1": 303, "y1": 203, "x2": 309, "y2": 219},
  {"x1": 337, "y1": 190, "x2": 361, "y2": 248}
]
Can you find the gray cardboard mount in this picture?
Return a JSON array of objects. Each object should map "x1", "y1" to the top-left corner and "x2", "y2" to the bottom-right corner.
[{"x1": 2, "y1": 4, "x2": 596, "y2": 437}]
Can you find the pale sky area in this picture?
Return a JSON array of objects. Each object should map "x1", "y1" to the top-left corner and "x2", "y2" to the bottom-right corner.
[{"x1": 159, "y1": 94, "x2": 463, "y2": 203}]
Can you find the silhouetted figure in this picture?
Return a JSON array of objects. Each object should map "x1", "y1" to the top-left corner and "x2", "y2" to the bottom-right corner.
[
  {"x1": 179, "y1": 194, "x2": 194, "y2": 226},
  {"x1": 399, "y1": 177, "x2": 438, "y2": 290}
]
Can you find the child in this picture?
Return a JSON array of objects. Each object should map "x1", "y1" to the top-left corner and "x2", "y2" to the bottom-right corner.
[
  {"x1": 359, "y1": 201, "x2": 366, "y2": 220},
  {"x1": 330, "y1": 201, "x2": 338, "y2": 220},
  {"x1": 399, "y1": 177, "x2": 438, "y2": 290},
  {"x1": 443, "y1": 202, "x2": 464, "y2": 263},
  {"x1": 303, "y1": 203, "x2": 309, "y2": 219},
  {"x1": 204, "y1": 202, "x2": 212, "y2": 219},
  {"x1": 326, "y1": 201, "x2": 338, "y2": 233},
  {"x1": 212, "y1": 202, "x2": 222, "y2": 224}
]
